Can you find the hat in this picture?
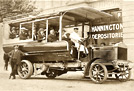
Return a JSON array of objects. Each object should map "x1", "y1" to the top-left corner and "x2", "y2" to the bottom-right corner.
[
  {"x1": 11, "y1": 27, "x2": 15, "y2": 30},
  {"x1": 74, "y1": 27, "x2": 78, "y2": 30},
  {"x1": 13, "y1": 45, "x2": 19, "y2": 48},
  {"x1": 62, "y1": 29, "x2": 66, "y2": 32},
  {"x1": 21, "y1": 27, "x2": 28, "y2": 30},
  {"x1": 87, "y1": 32, "x2": 92, "y2": 35},
  {"x1": 39, "y1": 28, "x2": 44, "y2": 31}
]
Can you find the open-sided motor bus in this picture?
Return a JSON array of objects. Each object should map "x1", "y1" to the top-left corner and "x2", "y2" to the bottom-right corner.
[{"x1": 3, "y1": 6, "x2": 131, "y2": 83}]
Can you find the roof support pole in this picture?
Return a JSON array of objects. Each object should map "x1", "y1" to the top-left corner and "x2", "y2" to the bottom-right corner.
[
  {"x1": 59, "y1": 15, "x2": 63, "y2": 41},
  {"x1": 46, "y1": 19, "x2": 48, "y2": 42},
  {"x1": 32, "y1": 22, "x2": 34, "y2": 40},
  {"x1": 19, "y1": 24, "x2": 22, "y2": 34},
  {"x1": 82, "y1": 22, "x2": 85, "y2": 38}
]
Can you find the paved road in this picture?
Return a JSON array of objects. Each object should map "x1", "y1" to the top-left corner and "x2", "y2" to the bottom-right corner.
[{"x1": 0, "y1": 66, "x2": 134, "y2": 91}]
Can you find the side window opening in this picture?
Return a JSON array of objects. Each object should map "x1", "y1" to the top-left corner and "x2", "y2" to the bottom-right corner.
[
  {"x1": 34, "y1": 20, "x2": 46, "y2": 42},
  {"x1": 8, "y1": 17, "x2": 60, "y2": 42},
  {"x1": 37, "y1": 28, "x2": 46, "y2": 42},
  {"x1": 20, "y1": 23, "x2": 32, "y2": 40},
  {"x1": 9, "y1": 24, "x2": 19, "y2": 39},
  {"x1": 47, "y1": 18, "x2": 59, "y2": 42}
]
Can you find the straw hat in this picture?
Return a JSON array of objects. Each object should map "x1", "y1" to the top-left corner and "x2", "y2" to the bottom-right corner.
[{"x1": 21, "y1": 27, "x2": 28, "y2": 30}]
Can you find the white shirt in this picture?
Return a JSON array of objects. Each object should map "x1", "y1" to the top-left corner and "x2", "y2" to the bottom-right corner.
[
  {"x1": 70, "y1": 32, "x2": 88, "y2": 53},
  {"x1": 70, "y1": 32, "x2": 81, "y2": 47}
]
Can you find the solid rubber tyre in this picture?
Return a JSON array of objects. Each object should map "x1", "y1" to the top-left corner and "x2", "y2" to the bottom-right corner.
[{"x1": 17, "y1": 60, "x2": 33, "y2": 79}]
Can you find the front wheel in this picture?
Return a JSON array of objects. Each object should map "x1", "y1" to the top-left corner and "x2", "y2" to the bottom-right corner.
[
  {"x1": 17, "y1": 60, "x2": 33, "y2": 79},
  {"x1": 89, "y1": 63, "x2": 108, "y2": 84}
]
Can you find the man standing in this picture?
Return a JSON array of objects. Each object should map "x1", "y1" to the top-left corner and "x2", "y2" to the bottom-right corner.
[{"x1": 8, "y1": 45, "x2": 25, "y2": 79}]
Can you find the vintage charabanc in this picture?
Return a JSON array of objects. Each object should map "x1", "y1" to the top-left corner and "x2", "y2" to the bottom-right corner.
[{"x1": 2, "y1": 6, "x2": 131, "y2": 83}]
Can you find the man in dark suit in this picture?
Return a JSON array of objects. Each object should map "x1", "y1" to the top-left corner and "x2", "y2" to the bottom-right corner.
[
  {"x1": 47, "y1": 29, "x2": 58, "y2": 42},
  {"x1": 8, "y1": 45, "x2": 25, "y2": 79}
]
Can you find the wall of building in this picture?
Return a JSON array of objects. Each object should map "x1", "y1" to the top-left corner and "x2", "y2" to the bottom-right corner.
[
  {"x1": 0, "y1": 23, "x2": 3, "y2": 53},
  {"x1": 122, "y1": 0, "x2": 134, "y2": 79},
  {"x1": 34, "y1": 0, "x2": 122, "y2": 11},
  {"x1": 34, "y1": 0, "x2": 86, "y2": 10},
  {"x1": 89, "y1": 0, "x2": 122, "y2": 10},
  {"x1": 0, "y1": 23, "x2": 4, "y2": 67},
  {"x1": 122, "y1": 1, "x2": 134, "y2": 61}
]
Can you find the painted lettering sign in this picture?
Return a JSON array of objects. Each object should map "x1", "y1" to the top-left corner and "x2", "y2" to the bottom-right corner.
[{"x1": 91, "y1": 23, "x2": 123, "y2": 39}]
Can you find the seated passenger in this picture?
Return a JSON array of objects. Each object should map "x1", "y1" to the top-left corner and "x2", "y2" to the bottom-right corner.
[
  {"x1": 62, "y1": 33, "x2": 74, "y2": 50},
  {"x1": 62, "y1": 29, "x2": 67, "y2": 39},
  {"x1": 47, "y1": 29, "x2": 58, "y2": 42},
  {"x1": 9, "y1": 27, "x2": 18, "y2": 39},
  {"x1": 37, "y1": 28, "x2": 46, "y2": 42},
  {"x1": 100, "y1": 42, "x2": 106, "y2": 47},
  {"x1": 19, "y1": 27, "x2": 28, "y2": 40},
  {"x1": 33, "y1": 25, "x2": 37, "y2": 40},
  {"x1": 62, "y1": 33, "x2": 70, "y2": 41},
  {"x1": 28, "y1": 30, "x2": 32, "y2": 39}
]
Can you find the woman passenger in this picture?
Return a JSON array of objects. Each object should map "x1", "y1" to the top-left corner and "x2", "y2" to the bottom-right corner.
[{"x1": 37, "y1": 28, "x2": 46, "y2": 42}]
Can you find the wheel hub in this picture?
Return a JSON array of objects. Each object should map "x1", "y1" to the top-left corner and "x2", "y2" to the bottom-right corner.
[{"x1": 22, "y1": 67, "x2": 27, "y2": 71}]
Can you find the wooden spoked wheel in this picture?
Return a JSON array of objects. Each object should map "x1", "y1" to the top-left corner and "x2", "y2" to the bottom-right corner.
[
  {"x1": 17, "y1": 60, "x2": 33, "y2": 79},
  {"x1": 89, "y1": 63, "x2": 108, "y2": 84}
]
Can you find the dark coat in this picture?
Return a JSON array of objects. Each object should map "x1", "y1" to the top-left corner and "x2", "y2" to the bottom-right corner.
[
  {"x1": 37, "y1": 33, "x2": 46, "y2": 42},
  {"x1": 47, "y1": 34, "x2": 58, "y2": 42},
  {"x1": 19, "y1": 32, "x2": 28, "y2": 40},
  {"x1": 8, "y1": 50, "x2": 24, "y2": 65},
  {"x1": 9, "y1": 33, "x2": 16, "y2": 39}
]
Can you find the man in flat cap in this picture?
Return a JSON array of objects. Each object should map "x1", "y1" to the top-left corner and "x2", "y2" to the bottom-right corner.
[{"x1": 8, "y1": 45, "x2": 25, "y2": 79}]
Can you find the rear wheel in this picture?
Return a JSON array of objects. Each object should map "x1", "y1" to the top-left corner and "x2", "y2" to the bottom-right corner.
[
  {"x1": 17, "y1": 60, "x2": 33, "y2": 79},
  {"x1": 89, "y1": 63, "x2": 108, "y2": 84}
]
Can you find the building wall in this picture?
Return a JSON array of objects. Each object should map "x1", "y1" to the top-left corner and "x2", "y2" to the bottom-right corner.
[
  {"x1": 0, "y1": 23, "x2": 4, "y2": 67},
  {"x1": 89, "y1": 0, "x2": 122, "y2": 10},
  {"x1": 122, "y1": 1, "x2": 134, "y2": 61},
  {"x1": 122, "y1": 0, "x2": 134, "y2": 79},
  {"x1": 0, "y1": 23, "x2": 3, "y2": 53},
  {"x1": 34, "y1": 0, "x2": 122, "y2": 11},
  {"x1": 34, "y1": 0, "x2": 86, "y2": 10}
]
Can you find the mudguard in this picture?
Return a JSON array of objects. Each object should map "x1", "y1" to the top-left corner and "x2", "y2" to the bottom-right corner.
[{"x1": 84, "y1": 58, "x2": 103, "y2": 77}]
